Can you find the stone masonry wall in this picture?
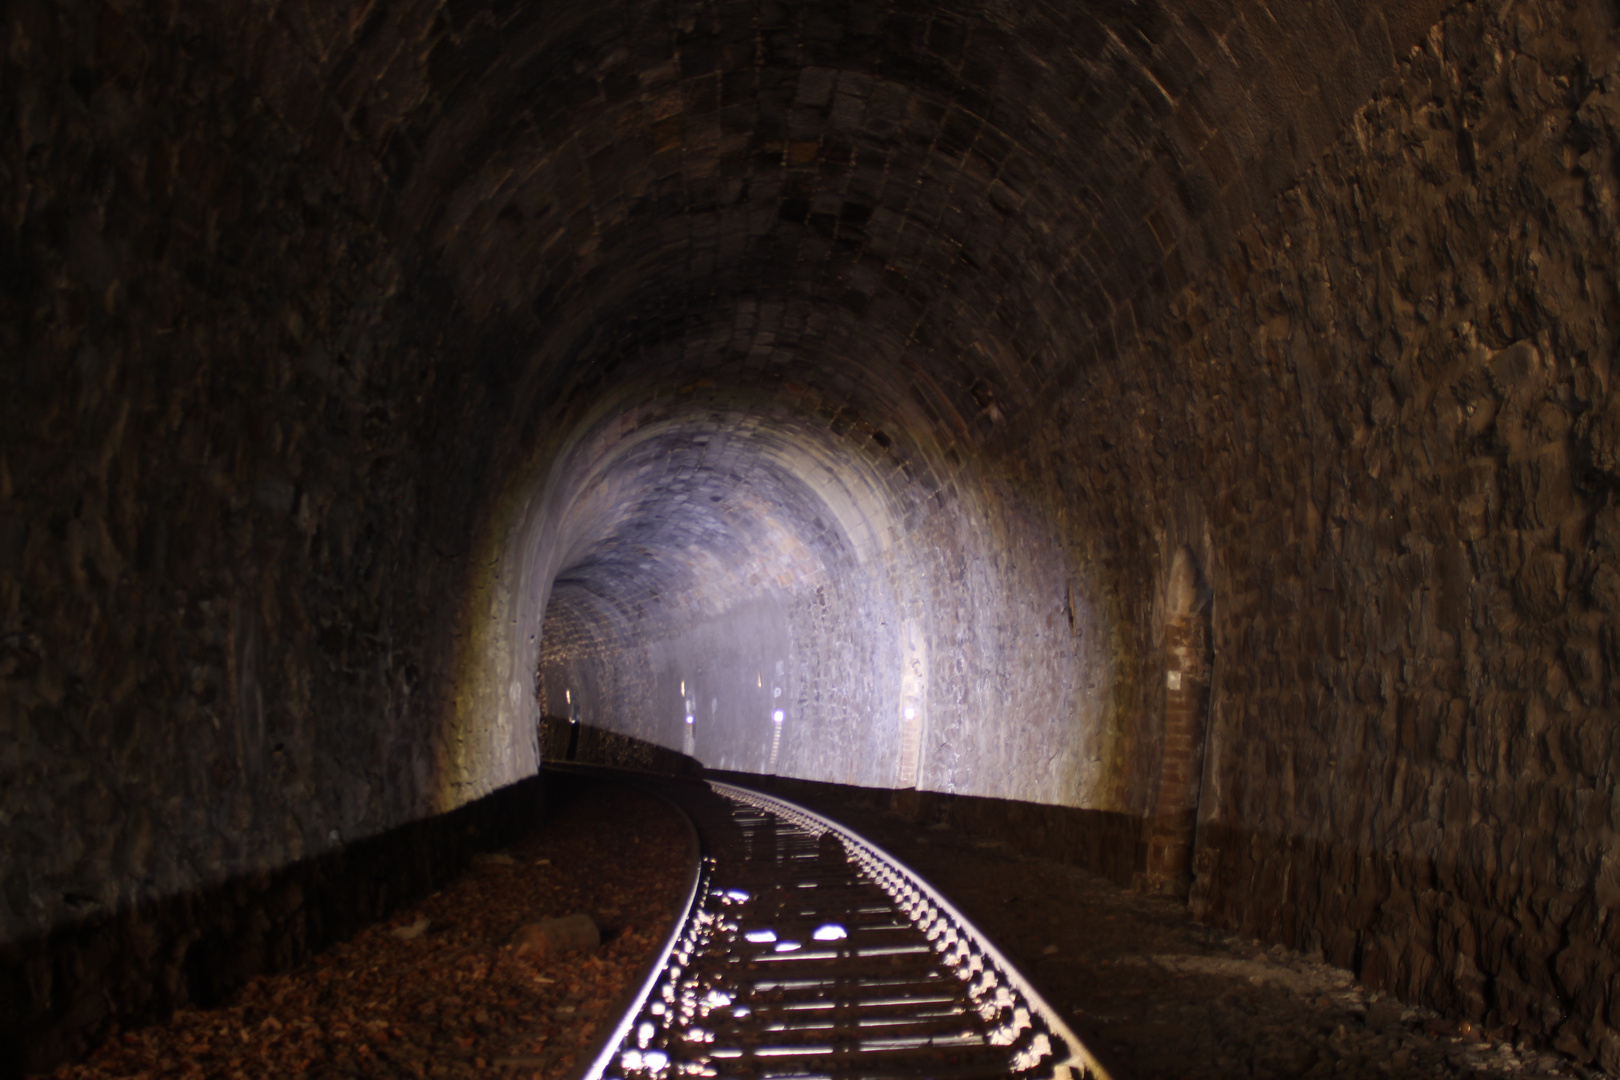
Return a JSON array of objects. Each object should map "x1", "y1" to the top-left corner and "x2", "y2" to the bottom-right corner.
[
  {"x1": 19, "y1": 0, "x2": 1620, "y2": 1067},
  {"x1": 1092, "y1": 0, "x2": 1620, "y2": 1063},
  {"x1": 0, "y1": 0, "x2": 501, "y2": 985}
]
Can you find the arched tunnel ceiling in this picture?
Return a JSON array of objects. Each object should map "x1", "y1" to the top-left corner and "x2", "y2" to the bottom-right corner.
[
  {"x1": 542, "y1": 399, "x2": 893, "y2": 643},
  {"x1": 204, "y1": 0, "x2": 1443, "y2": 794},
  {"x1": 250, "y1": 0, "x2": 1448, "y2": 427}
]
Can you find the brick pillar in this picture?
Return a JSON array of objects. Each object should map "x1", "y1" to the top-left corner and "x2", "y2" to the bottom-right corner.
[{"x1": 1143, "y1": 549, "x2": 1211, "y2": 896}]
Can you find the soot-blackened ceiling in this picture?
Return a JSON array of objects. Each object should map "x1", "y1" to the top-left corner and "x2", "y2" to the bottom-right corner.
[
  {"x1": 16, "y1": 0, "x2": 1448, "y2": 804},
  {"x1": 285, "y1": 0, "x2": 1444, "y2": 794},
  {"x1": 0, "y1": 0, "x2": 1456, "y2": 968},
  {"x1": 252, "y1": 0, "x2": 1447, "y2": 424}
]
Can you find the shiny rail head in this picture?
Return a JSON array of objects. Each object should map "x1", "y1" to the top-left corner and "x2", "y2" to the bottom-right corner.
[
  {"x1": 708, "y1": 781, "x2": 1117, "y2": 1080},
  {"x1": 585, "y1": 778, "x2": 1116, "y2": 1080}
]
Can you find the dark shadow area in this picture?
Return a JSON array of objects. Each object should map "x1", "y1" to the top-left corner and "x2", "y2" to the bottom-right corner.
[
  {"x1": 1, "y1": 777, "x2": 546, "y2": 1079},
  {"x1": 540, "y1": 716, "x2": 704, "y2": 779},
  {"x1": 542, "y1": 714, "x2": 1145, "y2": 888},
  {"x1": 708, "y1": 770, "x2": 1146, "y2": 889},
  {"x1": 547, "y1": 712, "x2": 1145, "y2": 887}
]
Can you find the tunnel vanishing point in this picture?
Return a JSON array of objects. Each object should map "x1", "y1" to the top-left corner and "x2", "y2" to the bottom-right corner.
[{"x1": 8, "y1": 0, "x2": 1620, "y2": 1071}]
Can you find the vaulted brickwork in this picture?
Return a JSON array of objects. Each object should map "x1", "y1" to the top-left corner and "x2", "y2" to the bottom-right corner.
[{"x1": 15, "y1": 0, "x2": 1620, "y2": 1072}]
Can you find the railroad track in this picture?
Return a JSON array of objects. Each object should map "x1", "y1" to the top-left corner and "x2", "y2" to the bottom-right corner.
[{"x1": 581, "y1": 778, "x2": 1113, "y2": 1080}]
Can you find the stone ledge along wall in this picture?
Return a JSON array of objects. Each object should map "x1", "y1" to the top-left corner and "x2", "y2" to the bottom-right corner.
[
  {"x1": 707, "y1": 770, "x2": 1147, "y2": 888},
  {"x1": 538, "y1": 715, "x2": 703, "y2": 778},
  {"x1": 1076, "y1": 0, "x2": 1620, "y2": 1065}
]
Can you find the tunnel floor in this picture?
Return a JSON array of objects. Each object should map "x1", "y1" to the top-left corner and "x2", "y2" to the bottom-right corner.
[
  {"x1": 47, "y1": 777, "x2": 691, "y2": 1080},
  {"x1": 739, "y1": 783, "x2": 1601, "y2": 1080},
  {"x1": 41, "y1": 773, "x2": 1603, "y2": 1080}
]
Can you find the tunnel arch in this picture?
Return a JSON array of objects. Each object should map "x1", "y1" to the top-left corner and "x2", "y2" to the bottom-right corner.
[
  {"x1": 44, "y1": 0, "x2": 1620, "y2": 1068},
  {"x1": 457, "y1": 367, "x2": 1118, "y2": 804},
  {"x1": 348, "y1": 0, "x2": 1447, "y2": 824}
]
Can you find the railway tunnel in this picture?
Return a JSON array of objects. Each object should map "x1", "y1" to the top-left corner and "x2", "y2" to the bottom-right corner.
[{"x1": 7, "y1": 0, "x2": 1620, "y2": 1071}]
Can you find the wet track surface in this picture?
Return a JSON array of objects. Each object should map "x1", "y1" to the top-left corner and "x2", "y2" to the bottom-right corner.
[{"x1": 582, "y1": 776, "x2": 1109, "y2": 1080}]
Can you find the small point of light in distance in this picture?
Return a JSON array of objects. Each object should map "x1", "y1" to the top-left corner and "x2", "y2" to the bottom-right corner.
[
  {"x1": 565, "y1": 690, "x2": 571, "y2": 704},
  {"x1": 744, "y1": 929, "x2": 777, "y2": 943},
  {"x1": 812, "y1": 924, "x2": 848, "y2": 941},
  {"x1": 685, "y1": 714, "x2": 695, "y2": 725},
  {"x1": 904, "y1": 706, "x2": 916, "y2": 720},
  {"x1": 724, "y1": 889, "x2": 750, "y2": 902},
  {"x1": 774, "y1": 941, "x2": 801, "y2": 952},
  {"x1": 680, "y1": 680, "x2": 686, "y2": 696},
  {"x1": 772, "y1": 709, "x2": 784, "y2": 724}
]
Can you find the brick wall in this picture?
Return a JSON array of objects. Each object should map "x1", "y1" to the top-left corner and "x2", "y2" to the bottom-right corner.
[{"x1": 1105, "y1": 0, "x2": 1620, "y2": 1063}]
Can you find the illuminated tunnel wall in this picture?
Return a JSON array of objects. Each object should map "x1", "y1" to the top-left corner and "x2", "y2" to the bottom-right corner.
[{"x1": 524, "y1": 388, "x2": 1113, "y2": 802}]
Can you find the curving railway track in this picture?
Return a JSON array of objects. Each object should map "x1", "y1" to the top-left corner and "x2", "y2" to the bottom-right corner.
[{"x1": 578, "y1": 776, "x2": 1115, "y2": 1080}]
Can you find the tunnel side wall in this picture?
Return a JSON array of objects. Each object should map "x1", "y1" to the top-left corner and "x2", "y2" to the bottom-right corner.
[
  {"x1": 0, "y1": 0, "x2": 520, "y2": 983},
  {"x1": 1089, "y1": 0, "x2": 1620, "y2": 1059}
]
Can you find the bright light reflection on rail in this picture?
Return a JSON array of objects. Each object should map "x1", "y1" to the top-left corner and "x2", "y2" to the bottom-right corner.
[{"x1": 588, "y1": 784, "x2": 1110, "y2": 1080}]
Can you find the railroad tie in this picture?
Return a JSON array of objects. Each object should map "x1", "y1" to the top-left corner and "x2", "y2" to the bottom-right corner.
[{"x1": 583, "y1": 781, "x2": 1113, "y2": 1080}]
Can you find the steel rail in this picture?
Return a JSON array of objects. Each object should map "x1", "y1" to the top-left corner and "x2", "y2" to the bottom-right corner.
[
  {"x1": 583, "y1": 777, "x2": 1115, "y2": 1080},
  {"x1": 715, "y1": 783, "x2": 1112, "y2": 1080},
  {"x1": 576, "y1": 778, "x2": 712, "y2": 1080}
]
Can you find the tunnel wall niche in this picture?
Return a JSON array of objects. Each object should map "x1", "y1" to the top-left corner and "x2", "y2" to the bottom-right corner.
[
  {"x1": 1061, "y1": 0, "x2": 1620, "y2": 1061},
  {"x1": 1142, "y1": 546, "x2": 1213, "y2": 895}
]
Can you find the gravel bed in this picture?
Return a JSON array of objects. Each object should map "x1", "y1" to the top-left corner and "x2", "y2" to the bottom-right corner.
[
  {"x1": 46, "y1": 777, "x2": 690, "y2": 1080},
  {"x1": 758, "y1": 784, "x2": 1606, "y2": 1080},
  {"x1": 51, "y1": 769, "x2": 1602, "y2": 1080}
]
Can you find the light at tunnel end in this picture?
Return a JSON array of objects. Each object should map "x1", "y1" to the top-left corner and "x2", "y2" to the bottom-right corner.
[{"x1": 479, "y1": 396, "x2": 1120, "y2": 810}]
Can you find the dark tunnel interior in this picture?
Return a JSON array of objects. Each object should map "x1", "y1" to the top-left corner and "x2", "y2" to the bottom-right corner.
[{"x1": 12, "y1": 0, "x2": 1620, "y2": 1070}]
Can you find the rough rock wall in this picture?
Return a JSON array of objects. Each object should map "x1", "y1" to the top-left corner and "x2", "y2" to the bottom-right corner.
[
  {"x1": 0, "y1": 0, "x2": 493, "y2": 957},
  {"x1": 1103, "y1": 0, "x2": 1620, "y2": 1060}
]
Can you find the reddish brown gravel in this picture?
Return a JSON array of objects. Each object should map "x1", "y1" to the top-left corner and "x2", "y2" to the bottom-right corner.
[{"x1": 50, "y1": 778, "x2": 691, "y2": 1080}]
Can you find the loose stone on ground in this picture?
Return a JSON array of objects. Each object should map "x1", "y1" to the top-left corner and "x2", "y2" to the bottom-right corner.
[{"x1": 46, "y1": 779, "x2": 689, "y2": 1080}]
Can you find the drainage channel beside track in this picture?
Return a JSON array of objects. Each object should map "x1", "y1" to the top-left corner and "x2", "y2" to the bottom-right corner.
[{"x1": 580, "y1": 776, "x2": 1114, "y2": 1080}]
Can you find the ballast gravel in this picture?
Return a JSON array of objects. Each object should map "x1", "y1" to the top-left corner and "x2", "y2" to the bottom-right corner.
[{"x1": 47, "y1": 777, "x2": 690, "y2": 1080}]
